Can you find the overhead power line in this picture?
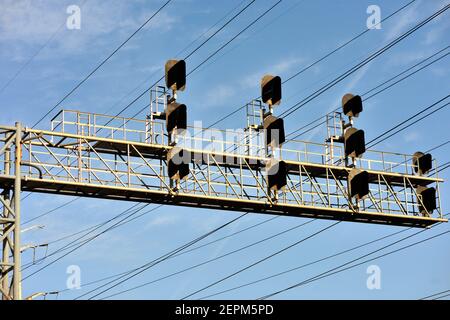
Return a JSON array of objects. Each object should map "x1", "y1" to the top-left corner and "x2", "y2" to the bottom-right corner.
[
  {"x1": 22, "y1": 203, "x2": 160, "y2": 269},
  {"x1": 106, "y1": 0, "x2": 259, "y2": 121},
  {"x1": 257, "y1": 222, "x2": 450, "y2": 300},
  {"x1": 21, "y1": 0, "x2": 257, "y2": 211},
  {"x1": 35, "y1": 129, "x2": 450, "y2": 298},
  {"x1": 121, "y1": 0, "x2": 283, "y2": 121},
  {"x1": 279, "y1": 3, "x2": 450, "y2": 119},
  {"x1": 22, "y1": 197, "x2": 80, "y2": 225},
  {"x1": 179, "y1": 114, "x2": 450, "y2": 299},
  {"x1": 40, "y1": 90, "x2": 446, "y2": 296},
  {"x1": 22, "y1": 0, "x2": 259, "y2": 223},
  {"x1": 35, "y1": 2, "x2": 282, "y2": 245},
  {"x1": 202, "y1": 0, "x2": 417, "y2": 130},
  {"x1": 50, "y1": 151, "x2": 450, "y2": 299},
  {"x1": 86, "y1": 219, "x2": 316, "y2": 300},
  {"x1": 286, "y1": 45, "x2": 450, "y2": 140},
  {"x1": 22, "y1": 203, "x2": 151, "y2": 278},
  {"x1": 47, "y1": 215, "x2": 280, "y2": 296},
  {"x1": 419, "y1": 289, "x2": 450, "y2": 300},
  {"x1": 198, "y1": 228, "x2": 412, "y2": 299},
  {"x1": 181, "y1": 221, "x2": 341, "y2": 300},
  {"x1": 31, "y1": 0, "x2": 174, "y2": 129},
  {"x1": 0, "y1": 0, "x2": 89, "y2": 96},
  {"x1": 201, "y1": 211, "x2": 450, "y2": 299},
  {"x1": 20, "y1": 0, "x2": 446, "y2": 302},
  {"x1": 367, "y1": 94, "x2": 450, "y2": 148},
  {"x1": 102, "y1": 0, "x2": 250, "y2": 115},
  {"x1": 63, "y1": 109, "x2": 450, "y2": 299},
  {"x1": 21, "y1": 1, "x2": 420, "y2": 225},
  {"x1": 432, "y1": 293, "x2": 450, "y2": 300},
  {"x1": 77, "y1": 212, "x2": 250, "y2": 300}
]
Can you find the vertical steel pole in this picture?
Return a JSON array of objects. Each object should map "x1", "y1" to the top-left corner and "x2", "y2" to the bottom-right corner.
[
  {"x1": 13, "y1": 122, "x2": 21, "y2": 300},
  {"x1": 1, "y1": 132, "x2": 11, "y2": 299}
]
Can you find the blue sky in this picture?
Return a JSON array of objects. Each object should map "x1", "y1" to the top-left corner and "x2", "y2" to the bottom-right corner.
[{"x1": 0, "y1": 0, "x2": 449, "y2": 300}]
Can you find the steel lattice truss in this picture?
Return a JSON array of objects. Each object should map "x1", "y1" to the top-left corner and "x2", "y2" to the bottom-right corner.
[{"x1": 1, "y1": 109, "x2": 445, "y2": 227}]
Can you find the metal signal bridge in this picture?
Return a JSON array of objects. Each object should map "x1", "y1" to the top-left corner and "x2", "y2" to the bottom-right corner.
[{"x1": 0, "y1": 60, "x2": 446, "y2": 300}]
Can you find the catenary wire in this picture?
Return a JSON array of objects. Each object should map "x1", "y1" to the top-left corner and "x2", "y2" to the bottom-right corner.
[{"x1": 30, "y1": 0, "x2": 174, "y2": 129}]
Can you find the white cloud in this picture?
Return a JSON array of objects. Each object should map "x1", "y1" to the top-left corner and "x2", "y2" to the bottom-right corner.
[
  {"x1": 430, "y1": 66, "x2": 449, "y2": 77},
  {"x1": 203, "y1": 84, "x2": 235, "y2": 107},
  {"x1": 423, "y1": 18, "x2": 450, "y2": 45},
  {"x1": 324, "y1": 62, "x2": 373, "y2": 111},
  {"x1": 0, "y1": 0, "x2": 177, "y2": 59},
  {"x1": 404, "y1": 131, "x2": 420, "y2": 143},
  {"x1": 384, "y1": 0, "x2": 421, "y2": 41},
  {"x1": 240, "y1": 56, "x2": 304, "y2": 89},
  {"x1": 145, "y1": 213, "x2": 180, "y2": 228}
]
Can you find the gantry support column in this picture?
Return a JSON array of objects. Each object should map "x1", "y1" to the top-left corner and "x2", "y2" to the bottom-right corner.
[
  {"x1": 0, "y1": 122, "x2": 22, "y2": 300},
  {"x1": 1, "y1": 131, "x2": 11, "y2": 299},
  {"x1": 13, "y1": 122, "x2": 22, "y2": 300}
]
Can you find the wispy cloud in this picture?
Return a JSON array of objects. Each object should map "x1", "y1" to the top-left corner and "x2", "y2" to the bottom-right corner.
[
  {"x1": 384, "y1": 0, "x2": 421, "y2": 41},
  {"x1": 240, "y1": 56, "x2": 304, "y2": 89},
  {"x1": 0, "y1": 0, "x2": 177, "y2": 59},
  {"x1": 145, "y1": 213, "x2": 180, "y2": 228},
  {"x1": 203, "y1": 84, "x2": 236, "y2": 108},
  {"x1": 423, "y1": 16, "x2": 450, "y2": 45},
  {"x1": 403, "y1": 131, "x2": 420, "y2": 143}
]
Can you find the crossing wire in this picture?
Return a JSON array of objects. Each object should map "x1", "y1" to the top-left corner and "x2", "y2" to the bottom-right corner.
[
  {"x1": 19, "y1": 0, "x2": 256, "y2": 211},
  {"x1": 84, "y1": 220, "x2": 338, "y2": 300},
  {"x1": 118, "y1": 0, "x2": 283, "y2": 121},
  {"x1": 257, "y1": 223, "x2": 450, "y2": 300},
  {"x1": 198, "y1": 228, "x2": 412, "y2": 299},
  {"x1": 22, "y1": 0, "x2": 262, "y2": 212},
  {"x1": 22, "y1": 94, "x2": 450, "y2": 288},
  {"x1": 366, "y1": 95, "x2": 450, "y2": 148},
  {"x1": 36, "y1": 90, "x2": 447, "y2": 296},
  {"x1": 432, "y1": 293, "x2": 450, "y2": 300},
  {"x1": 22, "y1": 197, "x2": 80, "y2": 225},
  {"x1": 286, "y1": 45, "x2": 450, "y2": 140},
  {"x1": 104, "y1": 0, "x2": 259, "y2": 122},
  {"x1": 0, "y1": 0, "x2": 90, "y2": 96},
  {"x1": 201, "y1": 0, "x2": 418, "y2": 130},
  {"x1": 48, "y1": 155, "x2": 450, "y2": 299},
  {"x1": 37, "y1": 126, "x2": 450, "y2": 298},
  {"x1": 278, "y1": 3, "x2": 450, "y2": 120},
  {"x1": 196, "y1": 2, "x2": 447, "y2": 149},
  {"x1": 177, "y1": 105, "x2": 450, "y2": 299},
  {"x1": 30, "y1": 0, "x2": 174, "y2": 129},
  {"x1": 199, "y1": 212, "x2": 450, "y2": 299},
  {"x1": 419, "y1": 289, "x2": 450, "y2": 300},
  {"x1": 246, "y1": 164, "x2": 449, "y2": 302},
  {"x1": 22, "y1": 203, "x2": 151, "y2": 276},
  {"x1": 75, "y1": 212, "x2": 250, "y2": 300},
  {"x1": 19, "y1": 0, "x2": 259, "y2": 225},
  {"x1": 146, "y1": 1, "x2": 438, "y2": 155},
  {"x1": 19, "y1": 0, "x2": 422, "y2": 215},
  {"x1": 101, "y1": 0, "x2": 250, "y2": 115},
  {"x1": 47, "y1": 216, "x2": 281, "y2": 296},
  {"x1": 18, "y1": 1, "x2": 282, "y2": 269},
  {"x1": 180, "y1": 221, "x2": 341, "y2": 300},
  {"x1": 21, "y1": 0, "x2": 416, "y2": 217},
  {"x1": 21, "y1": 203, "x2": 160, "y2": 269},
  {"x1": 18, "y1": 1, "x2": 450, "y2": 298},
  {"x1": 83, "y1": 219, "x2": 316, "y2": 300}
]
